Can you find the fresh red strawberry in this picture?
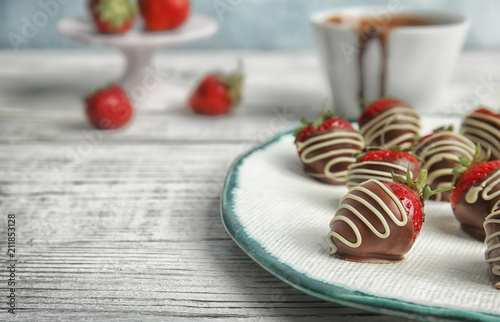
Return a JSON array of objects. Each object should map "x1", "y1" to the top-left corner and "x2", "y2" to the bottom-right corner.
[
  {"x1": 358, "y1": 98, "x2": 409, "y2": 126},
  {"x1": 451, "y1": 160, "x2": 500, "y2": 209},
  {"x1": 188, "y1": 68, "x2": 243, "y2": 116},
  {"x1": 85, "y1": 84, "x2": 133, "y2": 129},
  {"x1": 357, "y1": 149, "x2": 419, "y2": 164},
  {"x1": 88, "y1": 0, "x2": 136, "y2": 34},
  {"x1": 139, "y1": 0, "x2": 190, "y2": 31},
  {"x1": 385, "y1": 181, "x2": 424, "y2": 241},
  {"x1": 382, "y1": 170, "x2": 451, "y2": 241},
  {"x1": 328, "y1": 170, "x2": 452, "y2": 262}
]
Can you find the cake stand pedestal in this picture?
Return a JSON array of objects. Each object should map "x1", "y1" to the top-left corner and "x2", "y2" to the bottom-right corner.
[{"x1": 58, "y1": 15, "x2": 218, "y2": 110}]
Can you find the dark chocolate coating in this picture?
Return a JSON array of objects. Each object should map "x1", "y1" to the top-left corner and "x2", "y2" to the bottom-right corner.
[
  {"x1": 328, "y1": 180, "x2": 416, "y2": 263},
  {"x1": 484, "y1": 209, "x2": 500, "y2": 290},
  {"x1": 298, "y1": 127, "x2": 364, "y2": 185},
  {"x1": 454, "y1": 168, "x2": 500, "y2": 241}
]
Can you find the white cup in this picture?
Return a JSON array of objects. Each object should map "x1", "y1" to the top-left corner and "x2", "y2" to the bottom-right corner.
[{"x1": 310, "y1": 7, "x2": 469, "y2": 120}]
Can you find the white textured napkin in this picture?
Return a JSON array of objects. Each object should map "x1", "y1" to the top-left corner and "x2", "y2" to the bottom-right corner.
[{"x1": 233, "y1": 117, "x2": 500, "y2": 316}]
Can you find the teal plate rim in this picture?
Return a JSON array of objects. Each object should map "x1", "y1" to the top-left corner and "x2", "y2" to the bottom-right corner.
[{"x1": 220, "y1": 128, "x2": 500, "y2": 322}]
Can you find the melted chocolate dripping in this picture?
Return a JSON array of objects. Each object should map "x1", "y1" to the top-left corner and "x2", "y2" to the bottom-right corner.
[{"x1": 326, "y1": 15, "x2": 435, "y2": 112}]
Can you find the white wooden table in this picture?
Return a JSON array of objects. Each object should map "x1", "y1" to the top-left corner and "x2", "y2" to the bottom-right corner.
[{"x1": 0, "y1": 50, "x2": 499, "y2": 321}]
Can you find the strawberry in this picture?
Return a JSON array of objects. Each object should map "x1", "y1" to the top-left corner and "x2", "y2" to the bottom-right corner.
[
  {"x1": 461, "y1": 106, "x2": 500, "y2": 161},
  {"x1": 484, "y1": 206, "x2": 500, "y2": 289},
  {"x1": 357, "y1": 149, "x2": 419, "y2": 164},
  {"x1": 138, "y1": 0, "x2": 190, "y2": 31},
  {"x1": 384, "y1": 170, "x2": 450, "y2": 239},
  {"x1": 475, "y1": 107, "x2": 500, "y2": 119},
  {"x1": 416, "y1": 127, "x2": 449, "y2": 144},
  {"x1": 451, "y1": 157, "x2": 500, "y2": 209},
  {"x1": 295, "y1": 115, "x2": 353, "y2": 144},
  {"x1": 88, "y1": 0, "x2": 136, "y2": 34},
  {"x1": 414, "y1": 126, "x2": 476, "y2": 202},
  {"x1": 451, "y1": 149, "x2": 500, "y2": 241},
  {"x1": 188, "y1": 67, "x2": 243, "y2": 116},
  {"x1": 85, "y1": 84, "x2": 133, "y2": 130},
  {"x1": 358, "y1": 98, "x2": 409, "y2": 127},
  {"x1": 347, "y1": 148, "x2": 421, "y2": 189},
  {"x1": 385, "y1": 181, "x2": 424, "y2": 241},
  {"x1": 294, "y1": 106, "x2": 364, "y2": 185},
  {"x1": 327, "y1": 170, "x2": 452, "y2": 263},
  {"x1": 358, "y1": 98, "x2": 421, "y2": 149}
]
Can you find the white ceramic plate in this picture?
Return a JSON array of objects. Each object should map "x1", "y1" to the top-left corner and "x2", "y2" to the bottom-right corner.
[
  {"x1": 221, "y1": 124, "x2": 500, "y2": 321},
  {"x1": 58, "y1": 15, "x2": 218, "y2": 48}
]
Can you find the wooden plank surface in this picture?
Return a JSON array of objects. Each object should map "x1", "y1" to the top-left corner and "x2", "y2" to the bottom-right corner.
[{"x1": 0, "y1": 50, "x2": 499, "y2": 321}]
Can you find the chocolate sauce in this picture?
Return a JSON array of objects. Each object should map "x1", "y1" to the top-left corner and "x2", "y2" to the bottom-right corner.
[{"x1": 326, "y1": 15, "x2": 434, "y2": 110}]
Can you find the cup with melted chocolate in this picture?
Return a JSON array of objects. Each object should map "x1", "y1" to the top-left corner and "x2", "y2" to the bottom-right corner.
[{"x1": 310, "y1": 8, "x2": 469, "y2": 119}]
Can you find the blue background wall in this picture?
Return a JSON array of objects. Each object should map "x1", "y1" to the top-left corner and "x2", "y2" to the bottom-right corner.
[{"x1": 1, "y1": 0, "x2": 499, "y2": 51}]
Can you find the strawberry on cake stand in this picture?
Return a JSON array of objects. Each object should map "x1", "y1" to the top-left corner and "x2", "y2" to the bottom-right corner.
[{"x1": 57, "y1": 14, "x2": 218, "y2": 110}]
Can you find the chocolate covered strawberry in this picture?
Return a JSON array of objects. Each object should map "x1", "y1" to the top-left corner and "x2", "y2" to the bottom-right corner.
[
  {"x1": 188, "y1": 67, "x2": 243, "y2": 116},
  {"x1": 358, "y1": 98, "x2": 421, "y2": 149},
  {"x1": 88, "y1": 0, "x2": 136, "y2": 34},
  {"x1": 346, "y1": 148, "x2": 421, "y2": 189},
  {"x1": 415, "y1": 126, "x2": 476, "y2": 202},
  {"x1": 462, "y1": 106, "x2": 500, "y2": 161},
  {"x1": 484, "y1": 206, "x2": 500, "y2": 289},
  {"x1": 452, "y1": 156, "x2": 500, "y2": 241},
  {"x1": 328, "y1": 170, "x2": 452, "y2": 263},
  {"x1": 295, "y1": 108, "x2": 364, "y2": 185},
  {"x1": 85, "y1": 84, "x2": 133, "y2": 129}
]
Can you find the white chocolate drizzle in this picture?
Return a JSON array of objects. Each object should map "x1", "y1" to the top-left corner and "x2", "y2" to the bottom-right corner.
[
  {"x1": 327, "y1": 179, "x2": 407, "y2": 254},
  {"x1": 484, "y1": 208, "x2": 500, "y2": 288},
  {"x1": 360, "y1": 107, "x2": 421, "y2": 149},
  {"x1": 464, "y1": 168, "x2": 500, "y2": 212},
  {"x1": 345, "y1": 161, "x2": 412, "y2": 189},
  {"x1": 462, "y1": 111, "x2": 500, "y2": 160},
  {"x1": 296, "y1": 131, "x2": 364, "y2": 182},
  {"x1": 415, "y1": 132, "x2": 476, "y2": 201}
]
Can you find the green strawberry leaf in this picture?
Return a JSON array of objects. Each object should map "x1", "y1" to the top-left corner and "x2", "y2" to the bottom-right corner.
[
  {"x1": 415, "y1": 168, "x2": 428, "y2": 192},
  {"x1": 95, "y1": 0, "x2": 135, "y2": 28},
  {"x1": 432, "y1": 125, "x2": 454, "y2": 132}
]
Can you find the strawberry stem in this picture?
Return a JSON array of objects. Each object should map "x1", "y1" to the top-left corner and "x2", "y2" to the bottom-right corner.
[
  {"x1": 294, "y1": 100, "x2": 334, "y2": 138},
  {"x1": 432, "y1": 124, "x2": 454, "y2": 132},
  {"x1": 392, "y1": 166, "x2": 454, "y2": 202},
  {"x1": 453, "y1": 144, "x2": 490, "y2": 184},
  {"x1": 423, "y1": 185, "x2": 454, "y2": 201}
]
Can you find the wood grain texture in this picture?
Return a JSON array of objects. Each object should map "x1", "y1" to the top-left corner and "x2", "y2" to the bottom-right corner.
[{"x1": 0, "y1": 50, "x2": 499, "y2": 321}]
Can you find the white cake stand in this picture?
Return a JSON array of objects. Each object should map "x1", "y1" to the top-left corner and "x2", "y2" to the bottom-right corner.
[{"x1": 58, "y1": 15, "x2": 218, "y2": 110}]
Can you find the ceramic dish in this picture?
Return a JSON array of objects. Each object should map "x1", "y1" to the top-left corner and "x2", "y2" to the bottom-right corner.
[{"x1": 221, "y1": 117, "x2": 500, "y2": 321}]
